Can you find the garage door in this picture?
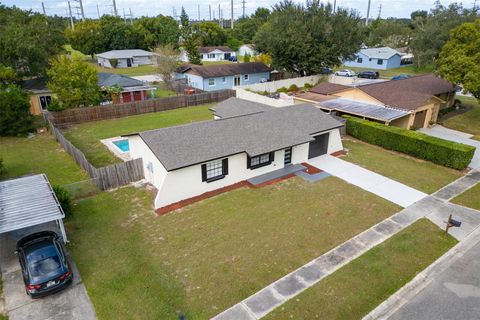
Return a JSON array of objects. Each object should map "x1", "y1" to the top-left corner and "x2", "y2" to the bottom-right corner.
[{"x1": 308, "y1": 133, "x2": 329, "y2": 159}]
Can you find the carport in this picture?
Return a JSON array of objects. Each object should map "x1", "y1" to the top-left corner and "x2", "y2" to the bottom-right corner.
[{"x1": 0, "y1": 174, "x2": 67, "y2": 243}]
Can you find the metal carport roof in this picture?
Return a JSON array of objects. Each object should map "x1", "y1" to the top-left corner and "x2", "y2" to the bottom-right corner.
[
  {"x1": 0, "y1": 174, "x2": 67, "y2": 242},
  {"x1": 317, "y1": 98, "x2": 410, "y2": 122}
]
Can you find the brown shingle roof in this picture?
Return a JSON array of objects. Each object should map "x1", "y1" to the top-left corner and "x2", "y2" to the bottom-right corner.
[
  {"x1": 309, "y1": 82, "x2": 350, "y2": 95},
  {"x1": 178, "y1": 62, "x2": 271, "y2": 78},
  {"x1": 198, "y1": 46, "x2": 234, "y2": 54},
  {"x1": 357, "y1": 74, "x2": 457, "y2": 110}
]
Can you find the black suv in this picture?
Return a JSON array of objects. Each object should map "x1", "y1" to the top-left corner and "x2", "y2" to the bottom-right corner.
[
  {"x1": 357, "y1": 71, "x2": 380, "y2": 79},
  {"x1": 15, "y1": 231, "x2": 73, "y2": 298}
]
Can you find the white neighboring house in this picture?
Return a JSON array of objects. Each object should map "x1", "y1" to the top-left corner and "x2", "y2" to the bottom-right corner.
[
  {"x1": 180, "y1": 46, "x2": 236, "y2": 62},
  {"x1": 97, "y1": 49, "x2": 156, "y2": 68},
  {"x1": 237, "y1": 44, "x2": 257, "y2": 57},
  {"x1": 126, "y1": 98, "x2": 344, "y2": 211}
]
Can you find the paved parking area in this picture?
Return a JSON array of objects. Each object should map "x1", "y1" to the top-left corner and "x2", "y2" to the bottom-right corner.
[
  {"x1": 0, "y1": 223, "x2": 95, "y2": 320},
  {"x1": 308, "y1": 155, "x2": 428, "y2": 207}
]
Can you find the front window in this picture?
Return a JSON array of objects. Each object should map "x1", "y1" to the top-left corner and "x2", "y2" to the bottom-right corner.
[
  {"x1": 208, "y1": 78, "x2": 215, "y2": 86},
  {"x1": 377, "y1": 59, "x2": 383, "y2": 65},
  {"x1": 244, "y1": 74, "x2": 249, "y2": 81},
  {"x1": 222, "y1": 77, "x2": 227, "y2": 83},
  {"x1": 208, "y1": 53, "x2": 215, "y2": 59},
  {"x1": 248, "y1": 152, "x2": 273, "y2": 169},
  {"x1": 357, "y1": 57, "x2": 363, "y2": 63},
  {"x1": 206, "y1": 159, "x2": 223, "y2": 180}
]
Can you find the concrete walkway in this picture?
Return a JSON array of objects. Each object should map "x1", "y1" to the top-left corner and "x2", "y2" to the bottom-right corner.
[
  {"x1": 308, "y1": 155, "x2": 428, "y2": 208},
  {"x1": 212, "y1": 171, "x2": 480, "y2": 320},
  {"x1": 419, "y1": 125, "x2": 480, "y2": 169}
]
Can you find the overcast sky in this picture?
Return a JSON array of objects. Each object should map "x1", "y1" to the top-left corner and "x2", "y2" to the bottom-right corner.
[{"x1": 1, "y1": 0, "x2": 471, "y2": 20}]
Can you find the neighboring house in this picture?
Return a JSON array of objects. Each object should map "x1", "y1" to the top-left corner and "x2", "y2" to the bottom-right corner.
[
  {"x1": 22, "y1": 78, "x2": 52, "y2": 115},
  {"x1": 180, "y1": 46, "x2": 236, "y2": 62},
  {"x1": 126, "y1": 98, "x2": 343, "y2": 210},
  {"x1": 98, "y1": 72, "x2": 155, "y2": 104},
  {"x1": 343, "y1": 47, "x2": 403, "y2": 70},
  {"x1": 294, "y1": 74, "x2": 457, "y2": 129},
  {"x1": 97, "y1": 49, "x2": 156, "y2": 68},
  {"x1": 237, "y1": 44, "x2": 257, "y2": 57},
  {"x1": 174, "y1": 62, "x2": 270, "y2": 91}
]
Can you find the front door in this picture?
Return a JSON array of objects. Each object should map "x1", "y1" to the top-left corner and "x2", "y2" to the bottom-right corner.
[
  {"x1": 308, "y1": 133, "x2": 330, "y2": 159},
  {"x1": 284, "y1": 147, "x2": 292, "y2": 165},
  {"x1": 234, "y1": 76, "x2": 241, "y2": 86},
  {"x1": 126, "y1": 58, "x2": 132, "y2": 67}
]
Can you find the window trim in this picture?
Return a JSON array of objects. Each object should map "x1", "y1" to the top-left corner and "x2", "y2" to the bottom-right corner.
[
  {"x1": 201, "y1": 158, "x2": 228, "y2": 183},
  {"x1": 377, "y1": 59, "x2": 383, "y2": 65},
  {"x1": 207, "y1": 53, "x2": 216, "y2": 59},
  {"x1": 357, "y1": 57, "x2": 363, "y2": 63},
  {"x1": 222, "y1": 77, "x2": 227, "y2": 83},
  {"x1": 208, "y1": 78, "x2": 216, "y2": 86},
  {"x1": 247, "y1": 152, "x2": 274, "y2": 169},
  {"x1": 244, "y1": 74, "x2": 249, "y2": 81}
]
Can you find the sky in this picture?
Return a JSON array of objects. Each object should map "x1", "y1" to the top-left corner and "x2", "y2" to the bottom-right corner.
[{"x1": 0, "y1": 0, "x2": 472, "y2": 20}]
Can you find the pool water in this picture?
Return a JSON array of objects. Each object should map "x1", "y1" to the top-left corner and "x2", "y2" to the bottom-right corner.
[{"x1": 112, "y1": 139, "x2": 130, "y2": 152}]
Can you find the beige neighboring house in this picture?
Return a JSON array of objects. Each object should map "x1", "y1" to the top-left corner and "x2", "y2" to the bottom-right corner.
[
  {"x1": 294, "y1": 74, "x2": 457, "y2": 129},
  {"x1": 22, "y1": 78, "x2": 53, "y2": 115}
]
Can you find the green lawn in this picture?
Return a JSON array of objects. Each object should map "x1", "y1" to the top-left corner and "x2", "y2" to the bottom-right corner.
[
  {"x1": 63, "y1": 104, "x2": 214, "y2": 167},
  {"x1": 343, "y1": 138, "x2": 463, "y2": 193},
  {"x1": 336, "y1": 65, "x2": 432, "y2": 79},
  {"x1": 0, "y1": 133, "x2": 88, "y2": 186},
  {"x1": 443, "y1": 96, "x2": 480, "y2": 140},
  {"x1": 68, "y1": 177, "x2": 400, "y2": 319},
  {"x1": 451, "y1": 183, "x2": 480, "y2": 210},
  {"x1": 265, "y1": 219, "x2": 457, "y2": 320}
]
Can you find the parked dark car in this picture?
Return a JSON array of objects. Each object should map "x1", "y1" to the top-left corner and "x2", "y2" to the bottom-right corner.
[
  {"x1": 357, "y1": 71, "x2": 380, "y2": 79},
  {"x1": 320, "y1": 67, "x2": 333, "y2": 74},
  {"x1": 228, "y1": 56, "x2": 238, "y2": 62},
  {"x1": 392, "y1": 74, "x2": 411, "y2": 80},
  {"x1": 15, "y1": 231, "x2": 73, "y2": 298}
]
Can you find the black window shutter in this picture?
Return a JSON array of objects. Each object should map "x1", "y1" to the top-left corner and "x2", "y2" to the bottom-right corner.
[
  {"x1": 201, "y1": 164, "x2": 207, "y2": 181},
  {"x1": 270, "y1": 151, "x2": 275, "y2": 162},
  {"x1": 222, "y1": 158, "x2": 229, "y2": 175},
  {"x1": 246, "y1": 155, "x2": 251, "y2": 169}
]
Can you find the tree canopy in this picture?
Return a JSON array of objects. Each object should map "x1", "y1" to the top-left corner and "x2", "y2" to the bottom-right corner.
[
  {"x1": 47, "y1": 56, "x2": 101, "y2": 110},
  {"x1": 366, "y1": 18, "x2": 411, "y2": 48},
  {"x1": 232, "y1": 8, "x2": 270, "y2": 43},
  {"x1": 180, "y1": 8, "x2": 201, "y2": 65},
  {"x1": 254, "y1": 0, "x2": 365, "y2": 75},
  {"x1": 437, "y1": 19, "x2": 480, "y2": 100},
  {"x1": 193, "y1": 21, "x2": 227, "y2": 46},
  {"x1": 0, "y1": 85, "x2": 33, "y2": 136},
  {"x1": 0, "y1": 5, "x2": 65, "y2": 76}
]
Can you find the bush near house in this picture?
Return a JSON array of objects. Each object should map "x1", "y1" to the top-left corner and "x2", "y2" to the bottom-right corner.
[
  {"x1": 53, "y1": 185, "x2": 73, "y2": 218},
  {"x1": 345, "y1": 116, "x2": 475, "y2": 170}
]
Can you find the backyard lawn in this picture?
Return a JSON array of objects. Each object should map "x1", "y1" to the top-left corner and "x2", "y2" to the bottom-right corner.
[
  {"x1": 451, "y1": 183, "x2": 480, "y2": 210},
  {"x1": 343, "y1": 138, "x2": 463, "y2": 193},
  {"x1": 0, "y1": 133, "x2": 87, "y2": 186},
  {"x1": 68, "y1": 176, "x2": 401, "y2": 319},
  {"x1": 265, "y1": 219, "x2": 457, "y2": 320},
  {"x1": 63, "y1": 104, "x2": 213, "y2": 167},
  {"x1": 443, "y1": 96, "x2": 480, "y2": 140}
]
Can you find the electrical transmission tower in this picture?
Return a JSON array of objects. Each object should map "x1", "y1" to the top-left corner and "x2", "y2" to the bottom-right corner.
[
  {"x1": 242, "y1": 0, "x2": 246, "y2": 17},
  {"x1": 377, "y1": 3, "x2": 382, "y2": 19},
  {"x1": 112, "y1": 0, "x2": 118, "y2": 16},
  {"x1": 365, "y1": 0, "x2": 371, "y2": 25},
  {"x1": 68, "y1": 1, "x2": 75, "y2": 29},
  {"x1": 71, "y1": 0, "x2": 85, "y2": 21}
]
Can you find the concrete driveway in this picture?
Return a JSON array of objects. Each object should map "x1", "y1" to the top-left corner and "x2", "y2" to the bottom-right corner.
[
  {"x1": 308, "y1": 155, "x2": 427, "y2": 207},
  {"x1": 0, "y1": 223, "x2": 96, "y2": 320},
  {"x1": 419, "y1": 125, "x2": 480, "y2": 169}
]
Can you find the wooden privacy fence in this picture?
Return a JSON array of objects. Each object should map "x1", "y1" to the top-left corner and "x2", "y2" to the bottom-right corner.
[
  {"x1": 49, "y1": 89, "x2": 235, "y2": 125},
  {"x1": 46, "y1": 116, "x2": 144, "y2": 190}
]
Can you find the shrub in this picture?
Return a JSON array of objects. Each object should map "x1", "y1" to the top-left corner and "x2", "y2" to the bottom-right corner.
[
  {"x1": 345, "y1": 116, "x2": 475, "y2": 170},
  {"x1": 304, "y1": 82, "x2": 312, "y2": 89},
  {"x1": 276, "y1": 87, "x2": 288, "y2": 93},
  {"x1": 243, "y1": 53, "x2": 251, "y2": 62},
  {"x1": 0, "y1": 85, "x2": 33, "y2": 136},
  {"x1": 53, "y1": 186, "x2": 73, "y2": 219},
  {"x1": 0, "y1": 158, "x2": 4, "y2": 175},
  {"x1": 288, "y1": 84, "x2": 299, "y2": 92},
  {"x1": 109, "y1": 58, "x2": 118, "y2": 68}
]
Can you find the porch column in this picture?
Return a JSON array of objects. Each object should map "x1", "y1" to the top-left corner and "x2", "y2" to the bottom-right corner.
[{"x1": 57, "y1": 219, "x2": 68, "y2": 244}]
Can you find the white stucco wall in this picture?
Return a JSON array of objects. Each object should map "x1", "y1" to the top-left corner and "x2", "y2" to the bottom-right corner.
[
  {"x1": 97, "y1": 56, "x2": 153, "y2": 68},
  {"x1": 324, "y1": 128, "x2": 343, "y2": 154}
]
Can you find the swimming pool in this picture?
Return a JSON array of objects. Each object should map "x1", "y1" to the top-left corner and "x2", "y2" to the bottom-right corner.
[{"x1": 112, "y1": 139, "x2": 130, "y2": 152}]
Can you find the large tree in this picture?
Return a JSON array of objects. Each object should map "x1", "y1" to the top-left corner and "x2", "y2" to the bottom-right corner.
[
  {"x1": 233, "y1": 8, "x2": 270, "y2": 43},
  {"x1": 133, "y1": 15, "x2": 180, "y2": 49},
  {"x1": 437, "y1": 19, "x2": 480, "y2": 100},
  {"x1": 0, "y1": 5, "x2": 65, "y2": 76},
  {"x1": 65, "y1": 20, "x2": 102, "y2": 59},
  {"x1": 410, "y1": 3, "x2": 478, "y2": 68},
  {"x1": 154, "y1": 45, "x2": 180, "y2": 89},
  {"x1": 254, "y1": 0, "x2": 365, "y2": 75},
  {"x1": 193, "y1": 21, "x2": 227, "y2": 46},
  {"x1": 180, "y1": 8, "x2": 201, "y2": 65},
  {"x1": 366, "y1": 18, "x2": 411, "y2": 48},
  {"x1": 0, "y1": 85, "x2": 33, "y2": 136},
  {"x1": 47, "y1": 56, "x2": 101, "y2": 110}
]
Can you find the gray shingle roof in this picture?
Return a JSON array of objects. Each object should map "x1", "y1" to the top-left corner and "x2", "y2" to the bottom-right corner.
[
  {"x1": 98, "y1": 72, "x2": 145, "y2": 88},
  {"x1": 359, "y1": 47, "x2": 402, "y2": 60},
  {"x1": 209, "y1": 97, "x2": 273, "y2": 118},
  {"x1": 96, "y1": 49, "x2": 154, "y2": 59},
  {"x1": 138, "y1": 103, "x2": 343, "y2": 171},
  {"x1": 177, "y1": 62, "x2": 270, "y2": 78},
  {"x1": 198, "y1": 46, "x2": 234, "y2": 54}
]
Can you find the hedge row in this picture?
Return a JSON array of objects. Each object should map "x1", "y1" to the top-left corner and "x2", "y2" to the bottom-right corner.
[{"x1": 345, "y1": 116, "x2": 475, "y2": 170}]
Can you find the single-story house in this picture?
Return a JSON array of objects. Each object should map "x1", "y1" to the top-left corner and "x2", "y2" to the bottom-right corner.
[
  {"x1": 126, "y1": 98, "x2": 343, "y2": 210},
  {"x1": 237, "y1": 44, "x2": 257, "y2": 57},
  {"x1": 97, "y1": 49, "x2": 156, "y2": 68},
  {"x1": 22, "y1": 78, "x2": 52, "y2": 115},
  {"x1": 294, "y1": 74, "x2": 457, "y2": 129},
  {"x1": 98, "y1": 72, "x2": 155, "y2": 104},
  {"x1": 180, "y1": 46, "x2": 236, "y2": 62},
  {"x1": 343, "y1": 47, "x2": 403, "y2": 70},
  {"x1": 174, "y1": 62, "x2": 270, "y2": 91}
]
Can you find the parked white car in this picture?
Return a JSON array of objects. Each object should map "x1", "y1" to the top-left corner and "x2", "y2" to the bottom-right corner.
[{"x1": 334, "y1": 69, "x2": 356, "y2": 77}]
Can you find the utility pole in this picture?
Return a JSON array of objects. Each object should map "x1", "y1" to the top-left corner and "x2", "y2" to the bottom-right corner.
[
  {"x1": 123, "y1": 8, "x2": 126, "y2": 23},
  {"x1": 231, "y1": 0, "x2": 234, "y2": 28},
  {"x1": 68, "y1": 1, "x2": 75, "y2": 29},
  {"x1": 333, "y1": 0, "x2": 337, "y2": 13},
  {"x1": 242, "y1": 0, "x2": 246, "y2": 17},
  {"x1": 213, "y1": 9, "x2": 216, "y2": 20},
  {"x1": 97, "y1": 4, "x2": 100, "y2": 18},
  {"x1": 219, "y1": 4, "x2": 222, "y2": 28},
  {"x1": 209, "y1": 4, "x2": 212, "y2": 20},
  {"x1": 42, "y1": 2, "x2": 47, "y2": 16},
  {"x1": 198, "y1": 4, "x2": 200, "y2": 20},
  {"x1": 112, "y1": 0, "x2": 118, "y2": 16},
  {"x1": 365, "y1": 0, "x2": 371, "y2": 25},
  {"x1": 79, "y1": 0, "x2": 85, "y2": 21},
  {"x1": 377, "y1": 3, "x2": 382, "y2": 19},
  {"x1": 129, "y1": 8, "x2": 133, "y2": 23}
]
